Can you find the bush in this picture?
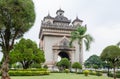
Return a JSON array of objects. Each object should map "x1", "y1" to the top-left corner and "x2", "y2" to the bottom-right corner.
[
  {"x1": 96, "y1": 71, "x2": 102, "y2": 76},
  {"x1": 64, "y1": 69, "x2": 70, "y2": 73},
  {"x1": 72, "y1": 62, "x2": 82, "y2": 73},
  {"x1": 56, "y1": 58, "x2": 70, "y2": 71},
  {"x1": 116, "y1": 73, "x2": 120, "y2": 78},
  {"x1": 30, "y1": 63, "x2": 41, "y2": 68},
  {"x1": 8, "y1": 70, "x2": 50, "y2": 76},
  {"x1": 102, "y1": 70, "x2": 108, "y2": 73},
  {"x1": 117, "y1": 71, "x2": 120, "y2": 73},
  {"x1": 10, "y1": 68, "x2": 47, "y2": 71},
  {"x1": 89, "y1": 71, "x2": 96, "y2": 75},
  {"x1": 109, "y1": 73, "x2": 113, "y2": 77},
  {"x1": 6, "y1": 69, "x2": 50, "y2": 76},
  {"x1": 83, "y1": 70, "x2": 90, "y2": 76},
  {"x1": 109, "y1": 72, "x2": 120, "y2": 78},
  {"x1": 43, "y1": 65, "x2": 48, "y2": 69},
  {"x1": 51, "y1": 71, "x2": 60, "y2": 73}
]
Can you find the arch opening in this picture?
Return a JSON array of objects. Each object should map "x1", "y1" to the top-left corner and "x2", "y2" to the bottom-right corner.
[{"x1": 58, "y1": 51, "x2": 70, "y2": 61}]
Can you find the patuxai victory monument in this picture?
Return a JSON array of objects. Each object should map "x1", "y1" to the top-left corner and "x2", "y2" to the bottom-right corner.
[{"x1": 39, "y1": 9, "x2": 84, "y2": 69}]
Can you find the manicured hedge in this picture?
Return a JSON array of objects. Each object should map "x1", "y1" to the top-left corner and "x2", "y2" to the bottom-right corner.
[
  {"x1": 10, "y1": 68, "x2": 47, "y2": 71},
  {"x1": 9, "y1": 70, "x2": 50, "y2": 76},
  {"x1": 0, "y1": 68, "x2": 50, "y2": 76}
]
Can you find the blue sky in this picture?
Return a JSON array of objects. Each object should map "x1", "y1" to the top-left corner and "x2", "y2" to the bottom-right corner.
[{"x1": 0, "y1": 0, "x2": 120, "y2": 61}]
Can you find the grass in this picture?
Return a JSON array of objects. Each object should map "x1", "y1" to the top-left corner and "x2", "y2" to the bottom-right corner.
[{"x1": 1, "y1": 73, "x2": 113, "y2": 79}]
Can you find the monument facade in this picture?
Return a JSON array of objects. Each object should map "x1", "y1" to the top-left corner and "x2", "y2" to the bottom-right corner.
[{"x1": 39, "y1": 9, "x2": 84, "y2": 68}]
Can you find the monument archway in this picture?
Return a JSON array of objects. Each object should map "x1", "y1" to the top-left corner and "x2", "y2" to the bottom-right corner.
[
  {"x1": 58, "y1": 51, "x2": 70, "y2": 60},
  {"x1": 39, "y1": 9, "x2": 85, "y2": 68},
  {"x1": 52, "y1": 36, "x2": 76, "y2": 65}
]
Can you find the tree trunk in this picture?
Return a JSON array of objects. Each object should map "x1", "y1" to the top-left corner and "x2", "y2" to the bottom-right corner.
[
  {"x1": 22, "y1": 63, "x2": 29, "y2": 69},
  {"x1": 75, "y1": 68, "x2": 77, "y2": 73},
  {"x1": 79, "y1": 41, "x2": 83, "y2": 65},
  {"x1": 113, "y1": 65, "x2": 116, "y2": 79},
  {"x1": 107, "y1": 67, "x2": 110, "y2": 76},
  {"x1": 1, "y1": 55, "x2": 11, "y2": 79}
]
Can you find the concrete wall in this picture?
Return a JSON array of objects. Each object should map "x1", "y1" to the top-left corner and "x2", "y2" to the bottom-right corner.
[{"x1": 43, "y1": 35, "x2": 82, "y2": 65}]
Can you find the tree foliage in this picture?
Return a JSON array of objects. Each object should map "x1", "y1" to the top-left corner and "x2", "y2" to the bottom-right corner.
[
  {"x1": 70, "y1": 26, "x2": 93, "y2": 51},
  {"x1": 100, "y1": 45, "x2": 120, "y2": 79},
  {"x1": 70, "y1": 26, "x2": 94, "y2": 64},
  {"x1": 0, "y1": 0, "x2": 35, "y2": 41},
  {"x1": 84, "y1": 55, "x2": 104, "y2": 68},
  {"x1": 9, "y1": 38, "x2": 45, "y2": 69},
  {"x1": 72, "y1": 62, "x2": 82, "y2": 73},
  {"x1": 101, "y1": 45, "x2": 120, "y2": 62},
  {"x1": 56, "y1": 58, "x2": 70, "y2": 71},
  {"x1": 0, "y1": 0, "x2": 35, "y2": 78}
]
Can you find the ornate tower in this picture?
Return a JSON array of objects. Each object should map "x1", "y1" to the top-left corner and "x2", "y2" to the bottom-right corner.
[{"x1": 39, "y1": 9, "x2": 84, "y2": 69}]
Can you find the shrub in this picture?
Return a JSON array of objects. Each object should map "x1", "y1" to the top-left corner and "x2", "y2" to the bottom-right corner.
[
  {"x1": 117, "y1": 71, "x2": 120, "y2": 73},
  {"x1": 102, "y1": 70, "x2": 108, "y2": 73},
  {"x1": 89, "y1": 71, "x2": 96, "y2": 75},
  {"x1": 14, "y1": 68, "x2": 47, "y2": 71},
  {"x1": 30, "y1": 63, "x2": 41, "y2": 68},
  {"x1": 64, "y1": 69, "x2": 70, "y2": 73},
  {"x1": 109, "y1": 73, "x2": 113, "y2": 77},
  {"x1": 51, "y1": 70, "x2": 64, "y2": 73},
  {"x1": 83, "y1": 70, "x2": 90, "y2": 76},
  {"x1": 72, "y1": 62, "x2": 82, "y2": 73},
  {"x1": 116, "y1": 73, "x2": 120, "y2": 78},
  {"x1": 56, "y1": 58, "x2": 70, "y2": 71},
  {"x1": 8, "y1": 70, "x2": 50, "y2": 76},
  {"x1": 96, "y1": 71, "x2": 102, "y2": 76},
  {"x1": 93, "y1": 65, "x2": 98, "y2": 70},
  {"x1": 43, "y1": 65, "x2": 48, "y2": 69},
  {"x1": 6, "y1": 69, "x2": 50, "y2": 76},
  {"x1": 109, "y1": 72, "x2": 120, "y2": 78}
]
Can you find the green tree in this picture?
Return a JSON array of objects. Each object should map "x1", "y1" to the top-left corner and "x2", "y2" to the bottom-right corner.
[
  {"x1": 70, "y1": 26, "x2": 94, "y2": 64},
  {"x1": 100, "y1": 45, "x2": 120, "y2": 79},
  {"x1": 30, "y1": 63, "x2": 41, "y2": 68},
  {"x1": 117, "y1": 41, "x2": 120, "y2": 68},
  {"x1": 9, "y1": 38, "x2": 45, "y2": 69},
  {"x1": 117, "y1": 41, "x2": 120, "y2": 46},
  {"x1": 72, "y1": 62, "x2": 82, "y2": 73},
  {"x1": 84, "y1": 55, "x2": 103, "y2": 68},
  {"x1": 93, "y1": 65, "x2": 98, "y2": 71},
  {"x1": 56, "y1": 58, "x2": 70, "y2": 71},
  {"x1": 0, "y1": 0, "x2": 35, "y2": 78}
]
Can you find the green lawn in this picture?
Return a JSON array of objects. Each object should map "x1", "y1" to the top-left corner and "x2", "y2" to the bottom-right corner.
[{"x1": 1, "y1": 73, "x2": 114, "y2": 79}]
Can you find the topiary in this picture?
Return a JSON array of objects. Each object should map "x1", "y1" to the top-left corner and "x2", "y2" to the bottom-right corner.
[
  {"x1": 64, "y1": 69, "x2": 70, "y2": 73},
  {"x1": 83, "y1": 70, "x2": 90, "y2": 76}
]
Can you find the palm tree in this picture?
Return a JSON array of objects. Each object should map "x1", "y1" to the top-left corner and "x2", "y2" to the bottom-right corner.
[{"x1": 70, "y1": 25, "x2": 94, "y2": 65}]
